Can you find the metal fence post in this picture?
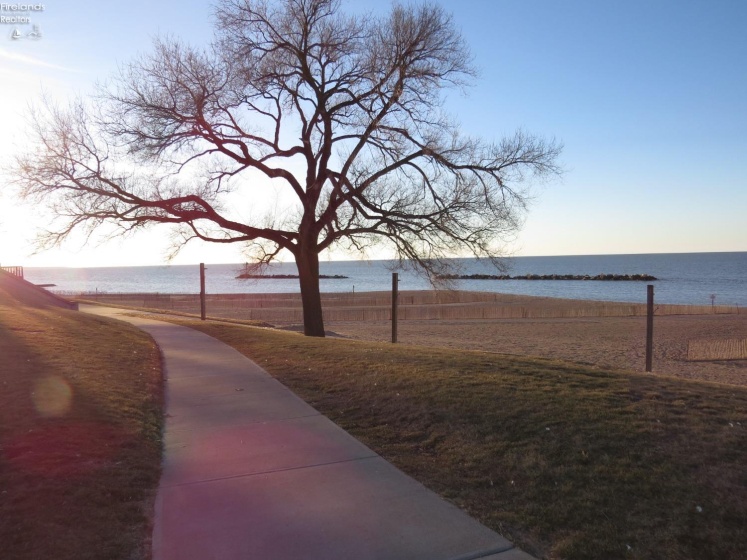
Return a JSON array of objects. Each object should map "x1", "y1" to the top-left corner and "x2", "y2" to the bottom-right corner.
[
  {"x1": 391, "y1": 272, "x2": 399, "y2": 343},
  {"x1": 200, "y1": 263, "x2": 206, "y2": 321},
  {"x1": 645, "y1": 284, "x2": 654, "y2": 372}
]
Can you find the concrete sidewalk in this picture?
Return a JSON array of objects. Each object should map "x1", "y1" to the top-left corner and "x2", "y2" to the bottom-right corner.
[{"x1": 83, "y1": 305, "x2": 535, "y2": 560}]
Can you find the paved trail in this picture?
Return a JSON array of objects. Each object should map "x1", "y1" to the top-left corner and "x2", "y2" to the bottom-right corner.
[{"x1": 83, "y1": 305, "x2": 535, "y2": 560}]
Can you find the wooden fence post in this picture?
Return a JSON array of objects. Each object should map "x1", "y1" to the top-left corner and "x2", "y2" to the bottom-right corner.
[
  {"x1": 645, "y1": 284, "x2": 654, "y2": 372},
  {"x1": 391, "y1": 272, "x2": 399, "y2": 343},
  {"x1": 200, "y1": 263, "x2": 206, "y2": 321}
]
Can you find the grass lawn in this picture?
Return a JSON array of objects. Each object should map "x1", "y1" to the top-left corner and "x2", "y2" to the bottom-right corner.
[
  {"x1": 160, "y1": 318, "x2": 747, "y2": 560},
  {"x1": 0, "y1": 288, "x2": 163, "y2": 560}
]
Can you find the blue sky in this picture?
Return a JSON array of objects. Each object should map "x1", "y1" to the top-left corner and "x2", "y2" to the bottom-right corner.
[{"x1": 1, "y1": 0, "x2": 745, "y2": 267}]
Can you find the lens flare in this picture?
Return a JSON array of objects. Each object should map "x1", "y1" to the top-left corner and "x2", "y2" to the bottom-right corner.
[{"x1": 32, "y1": 376, "x2": 73, "y2": 417}]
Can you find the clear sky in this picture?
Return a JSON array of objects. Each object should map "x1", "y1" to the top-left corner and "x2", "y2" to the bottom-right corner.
[{"x1": 1, "y1": 0, "x2": 745, "y2": 267}]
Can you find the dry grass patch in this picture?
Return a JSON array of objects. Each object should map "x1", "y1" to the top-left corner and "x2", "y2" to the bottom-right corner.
[
  {"x1": 165, "y1": 318, "x2": 747, "y2": 560},
  {"x1": 0, "y1": 288, "x2": 163, "y2": 560}
]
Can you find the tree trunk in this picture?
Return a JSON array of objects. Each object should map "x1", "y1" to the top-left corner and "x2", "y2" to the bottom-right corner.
[{"x1": 295, "y1": 248, "x2": 326, "y2": 337}]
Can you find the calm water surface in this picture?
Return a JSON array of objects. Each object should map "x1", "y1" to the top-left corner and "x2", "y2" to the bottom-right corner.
[{"x1": 24, "y1": 252, "x2": 747, "y2": 307}]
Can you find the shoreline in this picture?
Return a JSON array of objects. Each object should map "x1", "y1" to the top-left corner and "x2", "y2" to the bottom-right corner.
[
  {"x1": 78, "y1": 288, "x2": 742, "y2": 316},
  {"x1": 78, "y1": 290, "x2": 747, "y2": 388}
]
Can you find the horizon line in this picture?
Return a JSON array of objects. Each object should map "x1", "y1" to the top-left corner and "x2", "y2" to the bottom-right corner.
[{"x1": 18, "y1": 250, "x2": 747, "y2": 269}]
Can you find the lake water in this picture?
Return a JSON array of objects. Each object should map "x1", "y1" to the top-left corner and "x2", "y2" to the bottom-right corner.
[{"x1": 23, "y1": 252, "x2": 747, "y2": 307}]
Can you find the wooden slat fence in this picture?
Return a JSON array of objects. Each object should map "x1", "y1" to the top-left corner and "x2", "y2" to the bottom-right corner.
[
  {"x1": 0, "y1": 266, "x2": 24, "y2": 278},
  {"x1": 80, "y1": 291, "x2": 741, "y2": 322},
  {"x1": 687, "y1": 338, "x2": 747, "y2": 361}
]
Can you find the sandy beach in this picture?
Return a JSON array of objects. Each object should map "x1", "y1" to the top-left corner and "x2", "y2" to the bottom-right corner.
[
  {"x1": 85, "y1": 289, "x2": 747, "y2": 387},
  {"x1": 326, "y1": 302, "x2": 747, "y2": 388}
]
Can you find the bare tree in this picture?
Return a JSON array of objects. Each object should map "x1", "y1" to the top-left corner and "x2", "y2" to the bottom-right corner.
[{"x1": 14, "y1": 0, "x2": 561, "y2": 337}]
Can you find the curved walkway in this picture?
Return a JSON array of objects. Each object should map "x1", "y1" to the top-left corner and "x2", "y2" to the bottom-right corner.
[{"x1": 83, "y1": 305, "x2": 535, "y2": 560}]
